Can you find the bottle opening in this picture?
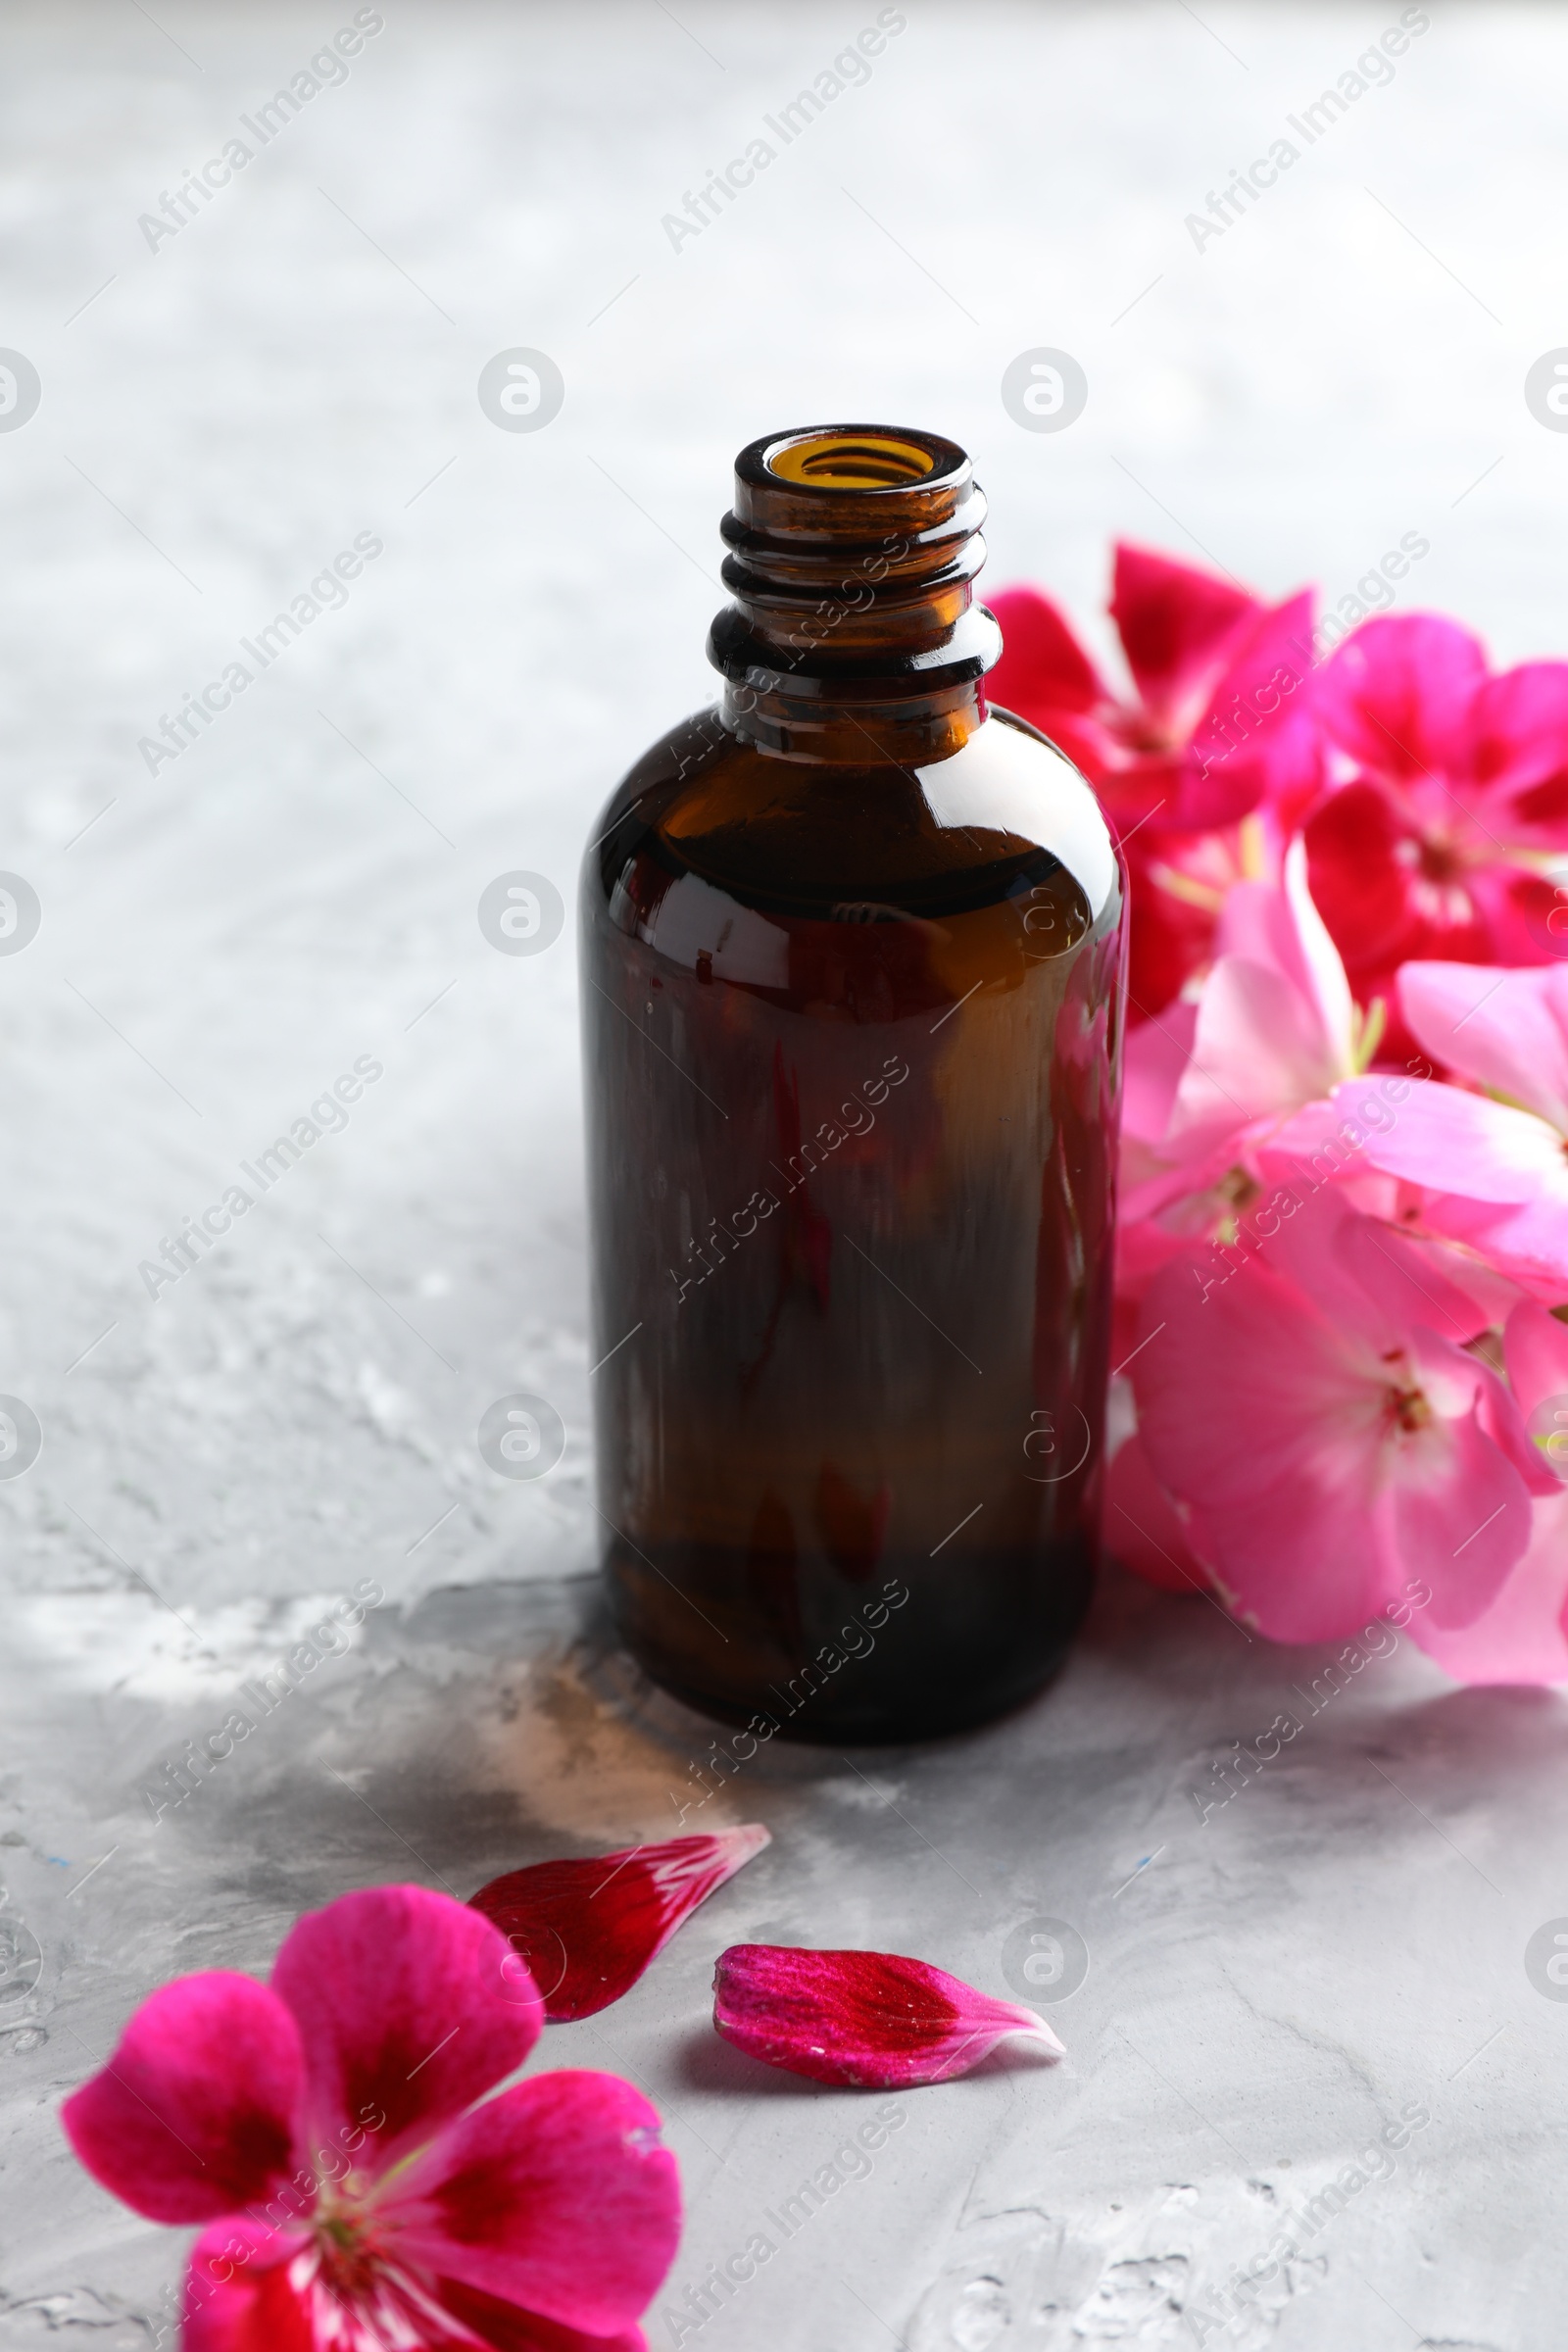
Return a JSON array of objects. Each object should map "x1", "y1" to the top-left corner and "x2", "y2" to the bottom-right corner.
[{"x1": 763, "y1": 429, "x2": 937, "y2": 489}]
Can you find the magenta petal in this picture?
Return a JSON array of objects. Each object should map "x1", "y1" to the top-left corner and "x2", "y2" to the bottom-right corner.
[
  {"x1": 435, "y1": 2279, "x2": 651, "y2": 2352},
  {"x1": 269, "y1": 1886, "x2": 542, "y2": 2181},
  {"x1": 61, "y1": 1972, "x2": 302, "y2": 2225},
  {"x1": 1182, "y1": 591, "x2": 1320, "y2": 827},
  {"x1": 469, "y1": 1825, "x2": 770, "y2": 2022},
  {"x1": 1109, "y1": 541, "x2": 1256, "y2": 724},
  {"x1": 1316, "y1": 613, "x2": 1489, "y2": 783},
  {"x1": 388, "y1": 2071, "x2": 681, "y2": 2334},
  {"x1": 183, "y1": 2219, "x2": 314, "y2": 2352},
  {"x1": 711, "y1": 1945, "x2": 1064, "y2": 2088},
  {"x1": 988, "y1": 584, "x2": 1104, "y2": 716}
]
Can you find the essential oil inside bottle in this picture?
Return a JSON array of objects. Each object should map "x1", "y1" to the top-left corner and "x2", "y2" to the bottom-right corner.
[{"x1": 580, "y1": 425, "x2": 1125, "y2": 1740}]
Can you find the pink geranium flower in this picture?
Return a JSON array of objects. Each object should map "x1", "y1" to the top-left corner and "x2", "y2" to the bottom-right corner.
[
  {"x1": 988, "y1": 545, "x2": 1316, "y2": 1016},
  {"x1": 62, "y1": 1886, "x2": 681, "y2": 2350},
  {"x1": 1303, "y1": 616, "x2": 1568, "y2": 1045},
  {"x1": 1338, "y1": 961, "x2": 1568, "y2": 1298},
  {"x1": 1128, "y1": 1196, "x2": 1550, "y2": 1642},
  {"x1": 712, "y1": 1946, "x2": 1063, "y2": 2088}
]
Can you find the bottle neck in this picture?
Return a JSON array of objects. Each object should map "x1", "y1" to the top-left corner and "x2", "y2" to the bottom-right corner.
[{"x1": 707, "y1": 425, "x2": 1002, "y2": 765}]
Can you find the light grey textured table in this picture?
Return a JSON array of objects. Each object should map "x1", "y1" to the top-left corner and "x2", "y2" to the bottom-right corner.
[{"x1": 1, "y1": 5, "x2": 1565, "y2": 2346}]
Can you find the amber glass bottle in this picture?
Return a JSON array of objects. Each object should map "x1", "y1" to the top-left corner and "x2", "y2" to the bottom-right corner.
[{"x1": 579, "y1": 426, "x2": 1125, "y2": 1741}]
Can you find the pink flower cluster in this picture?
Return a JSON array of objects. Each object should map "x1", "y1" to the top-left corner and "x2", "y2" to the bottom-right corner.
[{"x1": 991, "y1": 553, "x2": 1568, "y2": 1680}]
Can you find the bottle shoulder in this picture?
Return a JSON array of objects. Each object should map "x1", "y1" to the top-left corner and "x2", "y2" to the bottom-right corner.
[{"x1": 582, "y1": 707, "x2": 1120, "y2": 929}]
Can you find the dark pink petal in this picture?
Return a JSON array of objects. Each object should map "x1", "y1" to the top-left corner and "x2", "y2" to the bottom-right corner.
[
  {"x1": 1181, "y1": 591, "x2": 1320, "y2": 829},
  {"x1": 1315, "y1": 613, "x2": 1489, "y2": 785},
  {"x1": 711, "y1": 1945, "x2": 1064, "y2": 2088},
  {"x1": 61, "y1": 1972, "x2": 302, "y2": 2226},
  {"x1": 1464, "y1": 660, "x2": 1568, "y2": 805},
  {"x1": 182, "y1": 2220, "x2": 313, "y2": 2352},
  {"x1": 1110, "y1": 542, "x2": 1256, "y2": 727},
  {"x1": 1303, "y1": 777, "x2": 1458, "y2": 991},
  {"x1": 183, "y1": 2223, "x2": 538, "y2": 2352},
  {"x1": 469, "y1": 1824, "x2": 770, "y2": 2022},
  {"x1": 386, "y1": 2071, "x2": 681, "y2": 2334},
  {"x1": 436, "y1": 2278, "x2": 649, "y2": 2352},
  {"x1": 988, "y1": 585, "x2": 1105, "y2": 717},
  {"x1": 269, "y1": 1886, "x2": 541, "y2": 2183}
]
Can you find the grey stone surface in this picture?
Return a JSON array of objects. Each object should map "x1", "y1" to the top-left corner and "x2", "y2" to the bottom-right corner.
[{"x1": 0, "y1": 3, "x2": 1563, "y2": 2345}]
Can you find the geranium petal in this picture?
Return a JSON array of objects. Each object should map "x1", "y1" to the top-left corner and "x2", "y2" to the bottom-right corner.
[
  {"x1": 183, "y1": 2223, "x2": 527, "y2": 2352},
  {"x1": 1399, "y1": 961, "x2": 1568, "y2": 1133},
  {"x1": 1409, "y1": 1494, "x2": 1568, "y2": 1686},
  {"x1": 437, "y1": 2279, "x2": 648, "y2": 2352},
  {"x1": 61, "y1": 1972, "x2": 302, "y2": 2225},
  {"x1": 1388, "y1": 1333, "x2": 1536, "y2": 1627},
  {"x1": 1343, "y1": 1078, "x2": 1562, "y2": 1204},
  {"x1": 1169, "y1": 954, "x2": 1342, "y2": 1150},
  {"x1": 469, "y1": 1825, "x2": 770, "y2": 2022},
  {"x1": 1182, "y1": 592, "x2": 1319, "y2": 828},
  {"x1": 1109, "y1": 542, "x2": 1256, "y2": 726},
  {"x1": 386, "y1": 2072, "x2": 681, "y2": 2334},
  {"x1": 1304, "y1": 778, "x2": 1439, "y2": 984},
  {"x1": 1506, "y1": 1299, "x2": 1568, "y2": 1422},
  {"x1": 1132, "y1": 1227, "x2": 1412, "y2": 1638},
  {"x1": 269, "y1": 1886, "x2": 541, "y2": 2182},
  {"x1": 987, "y1": 585, "x2": 1104, "y2": 716},
  {"x1": 1215, "y1": 839, "x2": 1355, "y2": 1072},
  {"x1": 1105, "y1": 1430, "x2": 1216, "y2": 1597},
  {"x1": 1416, "y1": 1189, "x2": 1568, "y2": 1300},
  {"x1": 183, "y1": 2220, "x2": 313, "y2": 2352},
  {"x1": 710, "y1": 1945, "x2": 1063, "y2": 2088},
  {"x1": 1465, "y1": 660, "x2": 1568, "y2": 802},
  {"x1": 1315, "y1": 613, "x2": 1489, "y2": 784}
]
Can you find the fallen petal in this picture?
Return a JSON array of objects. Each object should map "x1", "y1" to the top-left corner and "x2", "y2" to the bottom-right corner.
[
  {"x1": 471, "y1": 1825, "x2": 771, "y2": 2022},
  {"x1": 711, "y1": 1944, "x2": 1064, "y2": 2088}
]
